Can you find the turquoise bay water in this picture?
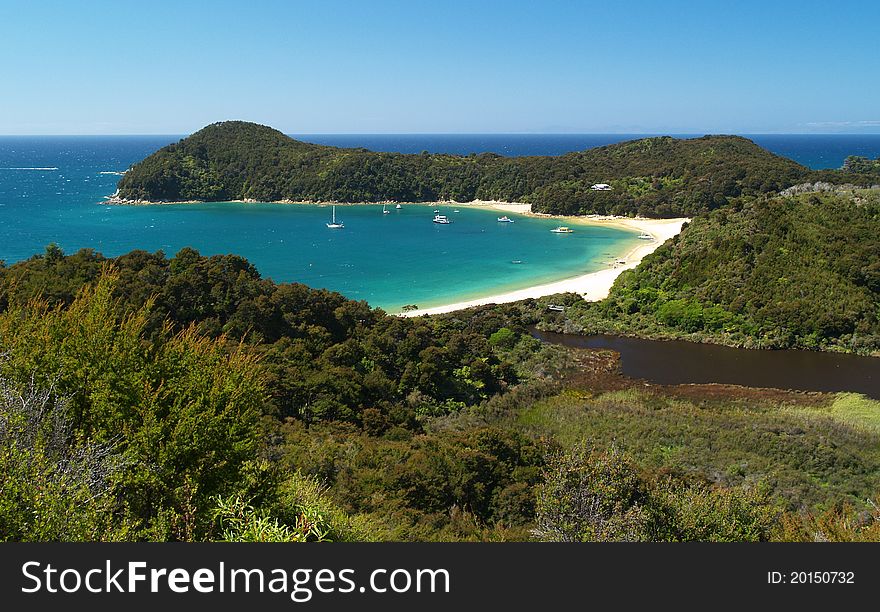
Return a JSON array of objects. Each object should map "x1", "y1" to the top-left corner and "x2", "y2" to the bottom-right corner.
[
  {"x1": 132, "y1": 203, "x2": 635, "y2": 310},
  {"x1": 5, "y1": 134, "x2": 878, "y2": 311},
  {"x1": 23, "y1": 199, "x2": 640, "y2": 311},
  {"x1": 0, "y1": 137, "x2": 638, "y2": 310}
]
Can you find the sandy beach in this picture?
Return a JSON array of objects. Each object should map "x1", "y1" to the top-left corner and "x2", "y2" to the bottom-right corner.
[
  {"x1": 400, "y1": 202, "x2": 688, "y2": 316},
  {"x1": 103, "y1": 194, "x2": 687, "y2": 316}
]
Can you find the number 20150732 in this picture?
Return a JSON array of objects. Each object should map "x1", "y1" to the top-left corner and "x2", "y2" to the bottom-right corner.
[{"x1": 768, "y1": 571, "x2": 854, "y2": 585}]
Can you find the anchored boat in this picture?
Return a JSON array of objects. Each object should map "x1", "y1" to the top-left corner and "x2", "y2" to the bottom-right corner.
[{"x1": 326, "y1": 205, "x2": 344, "y2": 229}]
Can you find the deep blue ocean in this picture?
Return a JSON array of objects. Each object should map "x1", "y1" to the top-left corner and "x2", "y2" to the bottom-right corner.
[{"x1": 1, "y1": 133, "x2": 878, "y2": 310}]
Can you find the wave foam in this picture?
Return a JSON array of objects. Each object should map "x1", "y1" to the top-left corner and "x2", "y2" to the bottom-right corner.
[{"x1": 0, "y1": 167, "x2": 59, "y2": 171}]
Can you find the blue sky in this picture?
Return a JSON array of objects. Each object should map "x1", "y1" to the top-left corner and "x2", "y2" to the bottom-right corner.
[{"x1": 1, "y1": 0, "x2": 878, "y2": 134}]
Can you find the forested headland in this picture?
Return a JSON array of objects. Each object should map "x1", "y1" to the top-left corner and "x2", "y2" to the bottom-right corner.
[{"x1": 115, "y1": 121, "x2": 878, "y2": 218}]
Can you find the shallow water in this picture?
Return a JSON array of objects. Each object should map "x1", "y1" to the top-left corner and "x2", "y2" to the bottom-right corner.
[
  {"x1": 0, "y1": 137, "x2": 640, "y2": 310},
  {"x1": 3, "y1": 133, "x2": 879, "y2": 310}
]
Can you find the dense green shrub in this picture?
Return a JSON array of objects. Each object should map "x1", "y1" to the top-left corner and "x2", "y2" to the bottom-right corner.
[
  {"x1": 534, "y1": 445, "x2": 778, "y2": 542},
  {"x1": 0, "y1": 275, "x2": 266, "y2": 539},
  {"x1": 560, "y1": 190, "x2": 880, "y2": 352}
]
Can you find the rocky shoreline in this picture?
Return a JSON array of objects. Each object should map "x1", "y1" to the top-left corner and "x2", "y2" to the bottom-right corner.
[{"x1": 103, "y1": 194, "x2": 531, "y2": 208}]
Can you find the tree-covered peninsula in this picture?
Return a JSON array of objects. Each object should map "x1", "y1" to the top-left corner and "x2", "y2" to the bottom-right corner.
[{"x1": 117, "y1": 121, "x2": 824, "y2": 218}]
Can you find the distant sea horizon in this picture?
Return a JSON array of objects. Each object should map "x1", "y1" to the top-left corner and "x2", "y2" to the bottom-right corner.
[{"x1": 2, "y1": 132, "x2": 880, "y2": 169}]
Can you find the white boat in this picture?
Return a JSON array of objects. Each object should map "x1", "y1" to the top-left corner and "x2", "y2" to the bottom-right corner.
[
  {"x1": 453, "y1": 209, "x2": 460, "y2": 213},
  {"x1": 326, "y1": 205, "x2": 344, "y2": 229},
  {"x1": 497, "y1": 216, "x2": 514, "y2": 223},
  {"x1": 383, "y1": 204, "x2": 390, "y2": 214},
  {"x1": 395, "y1": 203, "x2": 402, "y2": 209},
  {"x1": 433, "y1": 214, "x2": 451, "y2": 224},
  {"x1": 550, "y1": 226, "x2": 573, "y2": 233},
  {"x1": 637, "y1": 233, "x2": 653, "y2": 240}
]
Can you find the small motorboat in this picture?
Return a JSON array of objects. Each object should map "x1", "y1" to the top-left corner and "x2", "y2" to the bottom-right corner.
[
  {"x1": 432, "y1": 214, "x2": 451, "y2": 224},
  {"x1": 550, "y1": 226, "x2": 573, "y2": 233},
  {"x1": 497, "y1": 216, "x2": 514, "y2": 223}
]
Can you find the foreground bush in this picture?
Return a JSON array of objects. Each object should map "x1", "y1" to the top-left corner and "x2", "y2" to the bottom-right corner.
[
  {"x1": 534, "y1": 445, "x2": 778, "y2": 542},
  {"x1": 0, "y1": 272, "x2": 265, "y2": 540}
]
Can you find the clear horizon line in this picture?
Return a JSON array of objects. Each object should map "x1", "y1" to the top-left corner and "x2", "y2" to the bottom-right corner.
[{"x1": 2, "y1": 131, "x2": 880, "y2": 138}]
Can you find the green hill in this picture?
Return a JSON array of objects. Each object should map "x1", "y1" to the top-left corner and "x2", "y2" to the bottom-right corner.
[
  {"x1": 559, "y1": 189, "x2": 880, "y2": 353},
  {"x1": 117, "y1": 120, "x2": 813, "y2": 217}
]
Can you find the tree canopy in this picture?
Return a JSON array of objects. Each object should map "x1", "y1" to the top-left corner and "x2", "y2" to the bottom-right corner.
[
  {"x1": 117, "y1": 121, "x2": 831, "y2": 218},
  {"x1": 547, "y1": 189, "x2": 880, "y2": 353}
]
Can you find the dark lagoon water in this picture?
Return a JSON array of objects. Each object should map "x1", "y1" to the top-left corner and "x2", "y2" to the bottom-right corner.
[{"x1": 531, "y1": 329, "x2": 880, "y2": 398}]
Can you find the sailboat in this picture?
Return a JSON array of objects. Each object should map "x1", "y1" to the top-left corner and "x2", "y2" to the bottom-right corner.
[
  {"x1": 326, "y1": 205, "x2": 344, "y2": 229},
  {"x1": 383, "y1": 204, "x2": 390, "y2": 214}
]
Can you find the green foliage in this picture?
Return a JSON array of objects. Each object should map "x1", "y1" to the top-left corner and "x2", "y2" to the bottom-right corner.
[
  {"x1": 0, "y1": 248, "x2": 517, "y2": 427},
  {"x1": 843, "y1": 155, "x2": 880, "y2": 175},
  {"x1": 210, "y1": 472, "x2": 375, "y2": 542},
  {"x1": 0, "y1": 273, "x2": 266, "y2": 540},
  {"x1": 534, "y1": 445, "x2": 651, "y2": 541},
  {"x1": 0, "y1": 251, "x2": 533, "y2": 540},
  {"x1": 563, "y1": 190, "x2": 880, "y2": 352},
  {"x1": 489, "y1": 327, "x2": 518, "y2": 348},
  {"x1": 655, "y1": 298, "x2": 705, "y2": 332},
  {"x1": 212, "y1": 495, "x2": 315, "y2": 542},
  {"x1": 0, "y1": 377, "x2": 128, "y2": 541},
  {"x1": 516, "y1": 389, "x2": 880, "y2": 512},
  {"x1": 650, "y1": 480, "x2": 778, "y2": 542},
  {"x1": 825, "y1": 393, "x2": 880, "y2": 433},
  {"x1": 779, "y1": 496, "x2": 880, "y2": 542},
  {"x1": 533, "y1": 444, "x2": 777, "y2": 542},
  {"x1": 2, "y1": 241, "x2": 878, "y2": 541},
  {"x1": 281, "y1": 421, "x2": 543, "y2": 541},
  {"x1": 117, "y1": 122, "x2": 816, "y2": 218}
]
